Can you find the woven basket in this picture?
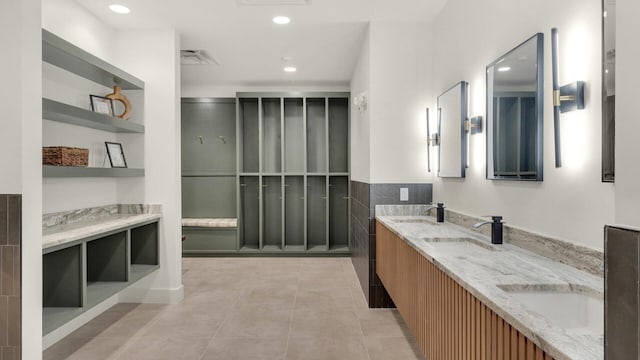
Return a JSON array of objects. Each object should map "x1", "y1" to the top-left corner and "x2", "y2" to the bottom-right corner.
[{"x1": 43, "y1": 147, "x2": 89, "y2": 167}]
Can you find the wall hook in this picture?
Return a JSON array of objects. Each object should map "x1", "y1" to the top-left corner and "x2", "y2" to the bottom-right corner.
[
  {"x1": 218, "y1": 136, "x2": 227, "y2": 144},
  {"x1": 198, "y1": 136, "x2": 203, "y2": 144}
]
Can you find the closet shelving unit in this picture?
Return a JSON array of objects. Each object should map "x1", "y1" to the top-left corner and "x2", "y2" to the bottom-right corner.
[{"x1": 236, "y1": 92, "x2": 351, "y2": 255}]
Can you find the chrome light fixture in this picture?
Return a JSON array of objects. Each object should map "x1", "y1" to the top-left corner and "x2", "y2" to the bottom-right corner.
[{"x1": 551, "y1": 27, "x2": 586, "y2": 168}]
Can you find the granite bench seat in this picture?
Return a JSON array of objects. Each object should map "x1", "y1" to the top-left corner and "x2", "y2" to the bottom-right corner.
[{"x1": 181, "y1": 218, "x2": 237, "y2": 228}]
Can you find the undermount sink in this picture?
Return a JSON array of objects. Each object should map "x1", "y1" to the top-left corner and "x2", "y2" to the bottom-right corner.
[
  {"x1": 497, "y1": 284, "x2": 603, "y2": 334},
  {"x1": 422, "y1": 237, "x2": 495, "y2": 251},
  {"x1": 391, "y1": 218, "x2": 438, "y2": 224}
]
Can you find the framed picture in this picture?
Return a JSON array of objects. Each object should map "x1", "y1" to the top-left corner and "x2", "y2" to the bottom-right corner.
[
  {"x1": 105, "y1": 142, "x2": 127, "y2": 168},
  {"x1": 90, "y1": 95, "x2": 115, "y2": 116}
]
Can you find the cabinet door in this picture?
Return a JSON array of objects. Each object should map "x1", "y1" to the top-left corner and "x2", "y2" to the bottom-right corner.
[{"x1": 181, "y1": 100, "x2": 236, "y2": 174}]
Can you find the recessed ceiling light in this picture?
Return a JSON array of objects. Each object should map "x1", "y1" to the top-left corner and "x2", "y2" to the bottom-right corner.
[
  {"x1": 109, "y1": 4, "x2": 130, "y2": 14},
  {"x1": 497, "y1": 67, "x2": 511, "y2": 72},
  {"x1": 284, "y1": 66, "x2": 297, "y2": 73},
  {"x1": 273, "y1": 16, "x2": 291, "y2": 25}
]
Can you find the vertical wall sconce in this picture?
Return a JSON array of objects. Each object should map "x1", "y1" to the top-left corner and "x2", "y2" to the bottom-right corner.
[
  {"x1": 465, "y1": 116, "x2": 483, "y2": 135},
  {"x1": 551, "y1": 27, "x2": 586, "y2": 168},
  {"x1": 426, "y1": 107, "x2": 439, "y2": 173}
]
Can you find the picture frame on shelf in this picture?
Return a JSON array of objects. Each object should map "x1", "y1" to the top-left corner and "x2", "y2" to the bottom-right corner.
[
  {"x1": 105, "y1": 142, "x2": 127, "y2": 168},
  {"x1": 90, "y1": 95, "x2": 115, "y2": 116}
]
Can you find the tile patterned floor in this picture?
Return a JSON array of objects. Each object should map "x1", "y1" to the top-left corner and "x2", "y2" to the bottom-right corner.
[{"x1": 44, "y1": 257, "x2": 424, "y2": 360}]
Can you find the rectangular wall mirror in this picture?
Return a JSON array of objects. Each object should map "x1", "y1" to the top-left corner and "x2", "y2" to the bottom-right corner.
[
  {"x1": 437, "y1": 81, "x2": 469, "y2": 178},
  {"x1": 486, "y1": 33, "x2": 544, "y2": 181},
  {"x1": 602, "y1": 0, "x2": 615, "y2": 182}
]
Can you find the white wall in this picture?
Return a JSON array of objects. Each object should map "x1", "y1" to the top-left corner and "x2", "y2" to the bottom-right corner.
[
  {"x1": 0, "y1": 0, "x2": 43, "y2": 359},
  {"x1": 615, "y1": 0, "x2": 640, "y2": 229},
  {"x1": 114, "y1": 29, "x2": 184, "y2": 302},
  {"x1": 367, "y1": 22, "x2": 433, "y2": 184},
  {"x1": 430, "y1": 0, "x2": 614, "y2": 249},
  {"x1": 350, "y1": 27, "x2": 371, "y2": 183}
]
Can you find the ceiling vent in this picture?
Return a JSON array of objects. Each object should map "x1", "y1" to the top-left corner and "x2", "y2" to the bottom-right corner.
[
  {"x1": 180, "y1": 50, "x2": 219, "y2": 66},
  {"x1": 237, "y1": 0, "x2": 311, "y2": 6}
]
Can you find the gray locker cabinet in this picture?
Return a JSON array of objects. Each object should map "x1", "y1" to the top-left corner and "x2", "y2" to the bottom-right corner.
[
  {"x1": 262, "y1": 176, "x2": 283, "y2": 250},
  {"x1": 329, "y1": 98, "x2": 349, "y2": 173},
  {"x1": 284, "y1": 176, "x2": 305, "y2": 250},
  {"x1": 307, "y1": 176, "x2": 328, "y2": 251},
  {"x1": 239, "y1": 99, "x2": 260, "y2": 173},
  {"x1": 240, "y1": 176, "x2": 260, "y2": 249},
  {"x1": 262, "y1": 98, "x2": 282, "y2": 173},
  {"x1": 329, "y1": 176, "x2": 349, "y2": 250},
  {"x1": 181, "y1": 99, "x2": 237, "y2": 174},
  {"x1": 284, "y1": 99, "x2": 305, "y2": 173},
  {"x1": 182, "y1": 176, "x2": 237, "y2": 218},
  {"x1": 306, "y1": 98, "x2": 327, "y2": 173}
]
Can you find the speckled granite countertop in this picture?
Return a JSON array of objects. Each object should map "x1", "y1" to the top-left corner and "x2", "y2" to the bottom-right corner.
[
  {"x1": 43, "y1": 213, "x2": 161, "y2": 250},
  {"x1": 375, "y1": 208, "x2": 603, "y2": 360}
]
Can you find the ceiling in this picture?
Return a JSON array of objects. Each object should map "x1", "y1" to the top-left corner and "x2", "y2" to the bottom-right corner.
[{"x1": 75, "y1": 0, "x2": 448, "y2": 87}]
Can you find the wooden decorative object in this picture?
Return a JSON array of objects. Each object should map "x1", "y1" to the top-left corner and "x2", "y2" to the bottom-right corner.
[{"x1": 105, "y1": 86, "x2": 132, "y2": 120}]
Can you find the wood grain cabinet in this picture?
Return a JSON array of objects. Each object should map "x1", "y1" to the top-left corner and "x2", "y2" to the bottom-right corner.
[{"x1": 376, "y1": 222, "x2": 554, "y2": 360}]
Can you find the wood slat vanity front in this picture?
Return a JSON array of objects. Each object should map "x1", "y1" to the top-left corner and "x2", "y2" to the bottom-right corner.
[{"x1": 376, "y1": 221, "x2": 554, "y2": 360}]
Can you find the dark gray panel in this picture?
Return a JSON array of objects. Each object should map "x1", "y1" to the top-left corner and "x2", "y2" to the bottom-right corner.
[
  {"x1": 306, "y1": 99, "x2": 327, "y2": 173},
  {"x1": 329, "y1": 176, "x2": 349, "y2": 249},
  {"x1": 328, "y1": 98, "x2": 349, "y2": 173},
  {"x1": 605, "y1": 226, "x2": 639, "y2": 359},
  {"x1": 87, "y1": 232, "x2": 127, "y2": 282},
  {"x1": 182, "y1": 176, "x2": 237, "y2": 218},
  {"x1": 307, "y1": 176, "x2": 327, "y2": 249},
  {"x1": 240, "y1": 99, "x2": 260, "y2": 173},
  {"x1": 240, "y1": 176, "x2": 260, "y2": 249},
  {"x1": 131, "y1": 222, "x2": 159, "y2": 265},
  {"x1": 285, "y1": 176, "x2": 305, "y2": 247},
  {"x1": 284, "y1": 99, "x2": 305, "y2": 173},
  {"x1": 263, "y1": 98, "x2": 282, "y2": 173},
  {"x1": 263, "y1": 176, "x2": 282, "y2": 248},
  {"x1": 181, "y1": 100, "x2": 237, "y2": 174},
  {"x1": 182, "y1": 228, "x2": 237, "y2": 252},
  {"x1": 43, "y1": 245, "x2": 82, "y2": 307}
]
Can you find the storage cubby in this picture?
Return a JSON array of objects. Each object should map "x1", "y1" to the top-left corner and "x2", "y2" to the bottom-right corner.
[
  {"x1": 43, "y1": 245, "x2": 82, "y2": 308},
  {"x1": 262, "y1": 98, "x2": 282, "y2": 173},
  {"x1": 262, "y1": 176, "x2": 283, "y2": 250},
  {"x1": 131, "y1": 222, "x2": 159, "y2": 266},
  {"x1": 329, "y1": 176, "x2": 349, "y2": 251},
  {"x1": 307, "y1": 176, "x2": 328, "y2": 251},
  {"x1": 306, "y1": 98, "x2": 327, "y2": 173},
  {"x1": 181, "y1": 99, "x2": 237, "y2": 175},
  {"x1": 239, "y1": 176, "x2": 260, "y2": 249},
  {"x1": 86, "y1": 232, "x2": 127, "y2": 283},
  {"x1": 182, "y1": 176, "x2": 237, "y2": 218},
  {"x1": 329, "y1": 98, "x2": 349, "y2": 173},
  {"x1": 284, "y1": 98, "x2": 305, "y2": 173},
  {"x1": 284, "y1": 176, "x2": 305, "y2": 250},
  {"x1": 239, "y1": 98, "x2": 259, "y2": 173}
]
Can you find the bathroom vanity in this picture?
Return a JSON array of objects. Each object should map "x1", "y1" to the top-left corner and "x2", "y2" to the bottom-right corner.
[{"x1": 375, "y1": 205, "x2": 603, "y2": 360}]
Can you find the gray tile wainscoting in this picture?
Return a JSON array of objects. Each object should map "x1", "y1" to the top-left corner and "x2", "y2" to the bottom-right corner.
[
  {"x1": 605, "y1": 225, "x2": 640, "y2": 359},
  {"x1": 1, "y1": 195, "x2": 21, "y2": 360},
  {"x1": 350, "y1": 181, "x2": 432, "y2": 308}
]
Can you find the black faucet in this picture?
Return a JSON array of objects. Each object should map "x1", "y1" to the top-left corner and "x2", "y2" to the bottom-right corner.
[
  {"x1": 473, "y1": 216, "x2": 503, "y2": 244},
  {"x1": 425, "y1": 203, "x2": 445, "y2": 223}
]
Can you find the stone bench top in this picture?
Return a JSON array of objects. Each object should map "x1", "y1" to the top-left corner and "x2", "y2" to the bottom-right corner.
[{"x1": 181, "y1": 218, "x2": 237, "y2": 228}]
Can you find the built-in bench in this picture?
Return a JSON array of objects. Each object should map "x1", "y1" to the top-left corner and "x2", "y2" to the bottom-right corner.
[{"x1": 182, "y1": 218, "x2": 238, "y2": 254}]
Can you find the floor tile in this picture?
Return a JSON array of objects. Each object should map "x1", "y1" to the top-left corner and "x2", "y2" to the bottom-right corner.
[
  {"x1": 217, "y1": 309, "x2": 293, "y2": 339},
  {"x1": 202, "y1": 337, "x2": 287, "y2": 360},
  {"x1": 114, "y1": 336, "x2": 210, "y2": 360},
  {"x1": 285, "y1": 337, "x2": 369, "y2": 360},
  {"x1": 356, "y1": 309, "x2": 412, "y2": 337},
  {"x1": 290, "y1": 309, "x2": 362, "y2": 338},
  {"x1": 364, "y1": 336, "x2": 424, "y2": 360}
]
